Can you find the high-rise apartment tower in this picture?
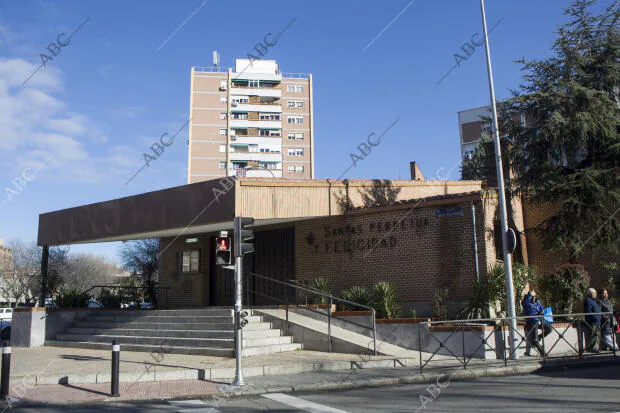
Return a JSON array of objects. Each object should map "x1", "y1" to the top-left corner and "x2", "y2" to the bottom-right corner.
[{"x1": 187, "y1": 58, "x2": 314, "y2": 182}]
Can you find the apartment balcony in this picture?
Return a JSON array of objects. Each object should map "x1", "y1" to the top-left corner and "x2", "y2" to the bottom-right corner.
[
  {"x1": 231, "y1": 168, "x2": 282, "y2": 178},
  {"x1": 231, "y1": 72, "x2": 282, "y2": 83},
  {"x1": 231, "y1": 104, "x2": 282, "y2": 113},
  {"x1": 229, "y1": 152, "x2": 282, "y2": 162},
  {"x1": 230, "y1": 136, "x2": 283, "y2": 146},
  {"x1": 231, "y1": 87, "x2": 281, "y2": 98},
  {"x1": 230, "y1": 120, "x2": 281, "y2": 129}
]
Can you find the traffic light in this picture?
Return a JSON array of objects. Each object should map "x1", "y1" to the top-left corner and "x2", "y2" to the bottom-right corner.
[
  {"x1": 234, "y1": 216, "x2": 254, "y2": 257},
  {"x1": 215, "y1": 233, "x2": 231, "y2": 265}
]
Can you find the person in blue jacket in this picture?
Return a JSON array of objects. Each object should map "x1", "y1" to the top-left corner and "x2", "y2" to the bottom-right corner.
[
  {"x1": 584, "y1": 288, "x2": 602, "y2": 353},
  {"x1": 522, "y1": 290, "x2": 547, "y2": 356}
]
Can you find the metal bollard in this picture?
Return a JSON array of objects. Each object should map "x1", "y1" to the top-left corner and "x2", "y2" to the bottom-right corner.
[
  {"x1": 1, "y1": 341, "x2": 10, "y2": 400},
  {"x1": 111, "y1": 339, "x2": 120, "y2": 397}
]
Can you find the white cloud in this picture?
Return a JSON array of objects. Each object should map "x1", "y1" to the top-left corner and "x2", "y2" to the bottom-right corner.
[{"x1": 0, "y1": 58, "x2": 130, "y2": 183}]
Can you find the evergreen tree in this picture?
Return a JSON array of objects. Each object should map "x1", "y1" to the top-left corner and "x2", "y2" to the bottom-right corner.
[{"x1": 497, "y1": 0, "x2": 619, "y2": 259}]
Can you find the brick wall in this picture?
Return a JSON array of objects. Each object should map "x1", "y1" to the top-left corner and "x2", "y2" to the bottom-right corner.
[
  {"x1": 159, "y1": 235, "x2": 211, "y2": 308},
  {"x1": 523, "y1": 200, "x2": 619, "y2": 292},
  {"x1": 293, "y1": 198, "x2": 494, "y2": 316}
]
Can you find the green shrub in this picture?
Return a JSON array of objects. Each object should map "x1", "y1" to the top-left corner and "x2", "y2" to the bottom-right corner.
[
  {"x1": 460, "y1": 262, "x2": 536, "y2": 319},
  {"x1": 342, "y1": 286, "x2": 372, "y2": 310},
  {"x1": 97, "y1": 289, "x2": 122, "y2": 308},
  {"x1": 310, "y1": 277, "x2": 331, "y2": 305},
  {"x1": 533, "y1": 264, "x2": 590, "y2": 314},
  {"x1": 372, "y1": 281, "x2": 401, "y2": 319},
  {"x1": 404, "y1": 308, "x2": 417, "y2": 319},
  {"x1": 56, "y1": 289, "x2": 90, "y2": 308}
]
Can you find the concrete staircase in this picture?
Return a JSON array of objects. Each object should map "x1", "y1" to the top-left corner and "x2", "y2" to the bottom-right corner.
[
  {"x1": 255, "y1": 309, "x2": 419, "y2": 358},
  {"x1": 45, "y1": 308, "x2": 302, "y2": 357}
]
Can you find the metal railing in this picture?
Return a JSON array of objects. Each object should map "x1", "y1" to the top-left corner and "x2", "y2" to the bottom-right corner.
[
  {"x1": 246, "y1": 273, "x2": 377, "y2": 355},
  {"x1": 282, "y1": 73, "x2": 310, "y2": 79},
  {"x1": 417, "y1": 312, "x2": 617, "y2": 370},
  {"x1": 194, "y1": 66, "x2": 229, "y2": 73}
]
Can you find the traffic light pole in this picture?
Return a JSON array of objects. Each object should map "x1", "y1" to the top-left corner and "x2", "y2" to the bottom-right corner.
[{"x1": 233, "y1": 253, "x2": 245, "y2": 386}]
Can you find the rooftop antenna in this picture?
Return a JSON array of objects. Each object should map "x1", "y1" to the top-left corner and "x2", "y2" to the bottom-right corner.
[{"x1": 212, "y1": 50, "x2": 220, "y2": 70}]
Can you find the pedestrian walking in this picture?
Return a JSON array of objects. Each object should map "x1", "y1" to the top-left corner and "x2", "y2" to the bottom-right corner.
[
  {"x1": 597, "y1": 288, "x2": 618, "y2": 351},
  {"x1": 522, "y1": 290, "x2": 550, "y2": 356},
  {"x1": 584, "y1": 288, "x2": 602, "y2": 353}
]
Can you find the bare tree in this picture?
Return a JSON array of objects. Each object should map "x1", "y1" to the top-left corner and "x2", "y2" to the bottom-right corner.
[
  {"x1": 61, "y1": 253, "x2": 117, "y2": 292},
  {"x1": 0, "y1": 240, "x2": 40, "y2": 305},
  {"x1": 119, "y1": 239, "x2": 159, "y2": 301}
]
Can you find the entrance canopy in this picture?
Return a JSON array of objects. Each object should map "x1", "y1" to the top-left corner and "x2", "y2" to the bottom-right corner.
[{"x1": 37, "y1": 177, "x2": 483, "y2": 246}]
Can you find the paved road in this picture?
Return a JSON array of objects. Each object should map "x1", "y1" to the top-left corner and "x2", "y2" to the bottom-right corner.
[{"x1": 10, "y1": 365, "x2": 620, "y2": 412}]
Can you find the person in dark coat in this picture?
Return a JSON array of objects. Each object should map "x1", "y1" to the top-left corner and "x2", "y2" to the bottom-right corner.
[
  {"x1": 597, "y1": 288, "x2": 618, "y2": 351},
  {"x1": 522, "y1": 290, "x2": 546, "y2": 356},
  {"x1": 584, "y1": 288, "x2": 602, "y2": 353}
]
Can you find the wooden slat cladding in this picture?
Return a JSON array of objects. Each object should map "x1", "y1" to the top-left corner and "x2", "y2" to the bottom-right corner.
[{"x1": 238, "y1": 180, "x2": 484, "y2": 220}]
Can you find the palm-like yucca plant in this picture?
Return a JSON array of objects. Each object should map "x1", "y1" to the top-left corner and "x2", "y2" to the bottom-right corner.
[
  {"x1": 342, "y1": 286, "x2": 372, "y2": 310},
  {"x1": 372, "y1": 281, "x2": 401, "y2": 319},
  {"x1": 310, "y1": 277, "x2": 332, "y2": 304}
]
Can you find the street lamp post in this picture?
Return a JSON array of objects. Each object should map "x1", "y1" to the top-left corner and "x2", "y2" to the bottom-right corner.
[{"x1": 479, "y1": 0, "x2": 519, "y2": 359}]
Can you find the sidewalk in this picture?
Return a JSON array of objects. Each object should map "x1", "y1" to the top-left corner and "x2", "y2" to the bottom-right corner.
[
  {"x1": 0, "y1": 346, "x2": 617, "y2": 408},
  {"x1": 6, "y1": 346, "x2": 415, "y2": 384}
]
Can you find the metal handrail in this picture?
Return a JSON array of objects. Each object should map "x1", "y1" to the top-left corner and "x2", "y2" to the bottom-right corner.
[
  {"x1": 248, "y1": 272, "x2": 377, "y2": 355},
  {"x1": 424, "y1": 311, "x2": 614, "y2": 325}
]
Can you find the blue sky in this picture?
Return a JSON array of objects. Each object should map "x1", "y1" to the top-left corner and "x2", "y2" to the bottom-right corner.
[{"x1": 0, "y1": 0, "x2": 602, "y2": 263}]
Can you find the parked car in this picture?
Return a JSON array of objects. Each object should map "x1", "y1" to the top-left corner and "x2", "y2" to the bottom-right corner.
[
  {"x1": 0, "y1": 320, "x2": 10, "y2": 341},
  {"x1": 0, "y1": 308, "x2": 13, "y2": 321},
  {"x1": 87, "y1": 300, "x2": 104, "y2": 308}
]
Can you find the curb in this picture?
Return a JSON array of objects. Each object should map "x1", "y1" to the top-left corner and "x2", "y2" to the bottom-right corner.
[
  {"x1": 229, "y1": 355, "x2": 620, "y2": 397},
  {"x1": 10, "y1": 357, "x2": 418, "y2": 386}
]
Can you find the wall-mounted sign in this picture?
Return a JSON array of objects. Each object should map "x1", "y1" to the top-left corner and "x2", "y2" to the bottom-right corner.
[{"x1": 436, "y1": 207, "x2": 463, "y2": 218}]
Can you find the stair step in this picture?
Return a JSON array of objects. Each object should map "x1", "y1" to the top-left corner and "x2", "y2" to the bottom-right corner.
[
  {"x1": 72, "y1": 321, "x2": 273, "y2": 331},
  {"x1": 56, "y1": 334, "x2": 234, "y2": 348},
  {"x1": 72, "y1": 322, "x2": 233, "y2": 330},
  {"x1": 241, "y1": 342, "x2": 302, "y2": 356},
  {"x1": 65, "y1": 328, "x2": 234, "y2": 339},
  {"x1": 88, "y1": 309, "x2": 234, "y2": 317},
  {"x1": 85, "y1": 315, "x2": 264, "y2": 324},
  {"x1": 242, "y1": 336, "x2": 293, "y2": 347},
  {"x1": 45, "y1": 340, "x2": 235, "y2": 357}
]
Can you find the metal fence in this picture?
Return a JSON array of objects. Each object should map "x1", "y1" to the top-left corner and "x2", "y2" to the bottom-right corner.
[{"x1": 417, "y1": 312, "x2": 617, "y2": 370}]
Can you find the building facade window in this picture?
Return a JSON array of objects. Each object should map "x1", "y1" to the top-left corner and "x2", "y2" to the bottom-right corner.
[
  {"x1": 219, "y1": 128, "x2": 227, "y2": 136},
  {"x1": 218, "y1": 161, "x2": 226, "y2": 169},
  {"x1": 287, "y1": 101, "x2": 304, "y2": 108},
  {"x1": 286, "y1": 85, "x2": 304, "y2": 93},
  {"x1": 287, "y1": 148, "x2": 304, "y2": 156},
  {"x1": 232, "y1": 97, "x2": 249, "y2": 104},
  {"x1": 259, "y1": 113, "x2": 281, "y2": 121},
  {"x1": 249, "y1": 79, "x2": 259, "y2": 87},
  {"x1": 182, "y1": 250, "x2": 200, "y2": 272},
  {"x1": 287, "y1": 133, "x2": 304, "y2": 140},
  {"x1": 287, "y1": 116, "x2": 304, "y2": 124},
  {"x1": 287, "y1": 164, "x2": 304, "y2": 172},
  {"x1": 232, "y1": 113, "x2": 248, "y2": 119},
  {"x1": 219, "y1": 113, "x2": 228, "y2": 120},
  {"x1": 219, "y1": 144, "x2": 226, "y2": 152},
  {"x1": 220, "y1": 96, "x2": 228, "y2": 103}
]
